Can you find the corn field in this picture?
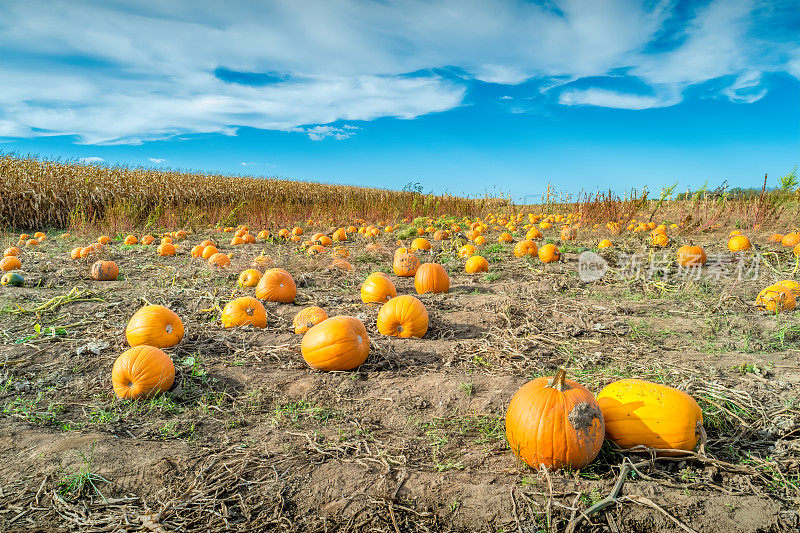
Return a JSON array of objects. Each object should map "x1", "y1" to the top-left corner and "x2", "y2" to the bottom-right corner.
[{"x1": 0, "y1": 155, "x2": 487, "y2": 231}]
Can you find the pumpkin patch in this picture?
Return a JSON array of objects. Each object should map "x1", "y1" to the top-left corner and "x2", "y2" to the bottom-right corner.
[{"x1": 0, "y1": 180, "x2": 796, "y2": 528}]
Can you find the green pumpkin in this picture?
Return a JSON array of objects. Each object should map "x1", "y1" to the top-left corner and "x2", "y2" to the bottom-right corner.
[{"x1": 1, "y1": 272, "x2": 24, "y2": 287}]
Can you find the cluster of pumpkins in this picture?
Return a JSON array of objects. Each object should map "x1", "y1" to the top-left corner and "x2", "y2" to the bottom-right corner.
[
  {"x1": 506, "y1": 369, "x2": 704, "y2": 470},
  {"x1": 110, "y1": 258, "x2": 705, "y2": 473},
  {"x1": 755, "y1": 280, "x2": 800, "y2": 313},
  {"x1": 1, "y1": 231, "x2": 48, "y2": 285}
]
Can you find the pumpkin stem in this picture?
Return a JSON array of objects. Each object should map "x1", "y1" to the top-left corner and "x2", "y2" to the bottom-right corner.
[{"x1": 547, "y1": 368, "x2": 571, "y2": 391}]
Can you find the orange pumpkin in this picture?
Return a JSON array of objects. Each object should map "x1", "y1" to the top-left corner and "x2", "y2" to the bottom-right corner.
[
  {"x1": 393, "y1": 252, "x2": 420, "y2": 277},
  {"x1": 255, "y1": 268, "x2": 296, "y2": 303},
  {"x1": 231, "y1": 236, "x2": 245, "y2": 246},
  {"x1": 332, "y1": 228, "x2": 347, "y2": 242},
  {"x1": 755, "y1": 285, "x2": 796, "y2": 313},
  {"x1": 191, "y1": 245, "x2": 204, "y2": 258},
  {"x1": 498, "y1": 232, "x2": 514, "y2": 243},
  {"x1": 0, "y1": 256, "x2": 22, "y2": 271},
  {"x1": 513, "y1": 240, "x2": 538, "y2": 258},
  {"x1": 526, "y1": 228, "x2": 543, "y2": 240},
  {"x1": 252, "y1": 254, "x2": 274, "y2": 269},
  {"x1": 306, "y1": 244, "x2": 325, "y2": 256},
  {"x1": 329, "y1": 259, "x2": 354, "y2": 271},
  {"x1": 652, "y1": 233, "x2": 669, "y2": 247},
  {"x1": 91, "y1": 260, "x2": 119, "y2": 281},
  {"x1": 278, "y1": 229, "x2": 290, "y2": 239},
  {"x1": 458, "y1": 244, "x2": 476, "y2": 258},
  {"x1": 124, "y1": 235, "x2": 138, "y2": 245},
  {"x1": 781, "y1": 233, "x2": 800, "y2": 247},
  {"x1": 768, "y1": 233, "x2": 784, "y2": 243},
  {"x1": 238, "y1": 268, "x2": 262, "y2": 287},
  {"x1": 414, "y1": 263, "x2": 450, "y2": 294},
  {"x1": 221, "y1": 297, "x2": 267, "y2": 328},
  {"x1": 505, "y1": 369, "x2": 605, "y2": 470},
  {"x1": 377, "y1": 295, "x2": 428, "y2": 338},
  {"x1": 775, "y1": 280, "x2": 800, "y2": 300},
  {"x1": 4, "y1": 246, "x2": 20, "y2": 257},
  {"x1": 676, "y1": 245, "x2": 706, "y2": 267},
  {"x1": 25, "y1": 239, "x2": 39, "y2": 248},
  {"x1": 560, "y1": 227, "x2": 577, "y2": 241},
  {"x1": 208, "y1": 252, "x2": 230, "y2": 267},
  {"x1": 70, "y1": 247, "x2": 82, "y2": 260},
  {"x1": 300, "y1": 316, "x2": 369, "y2": 371},
  {"x1": 411, "y1": 238, "x2": 431, "y2": 252},
  {"x1": 361, "y1": 272, "x2": 397, "y2": 303},
  {"x1": 257, "y1": 230, "x2": 270, "y2": 240},
  {"x1": 157, "y1": 243, "x2": 176, "y2": 256},
  {"x1": 332, "y1": 246, "x2": 349, "y2": 258},
  {"x1": 465, "y1": 255, "x2": 489, "y2": 273},
  {"x1": 112, "y1": 345, "x2": 175, "y2": 400},
  {"x1": 201, "y1": 245, "x2": 218, "y2": 259},
  {"x1": 293, "y1": 306, "x2": 329, "y2": 334},
  {"x1": 141, "y1": 235, "x2": 155, "y2": 245},
  {"x1": 98, "y1": 235, "x2": 112, "y2": 245},
  {"x1": 598, "y1": 239, "x2": 612, "y2": 249},
  {"x1": 126, "y1": 305, "x2": 184, "y2": 348},
  {"x1": 727, "y1": 235, "x2": 751, "y2": 252},
  {"x1": 292, "y1": 227, "x2": 303, "y2": 236},
  {"x1": 538, "y1": 243, "x2": 561, "y2": 263}
]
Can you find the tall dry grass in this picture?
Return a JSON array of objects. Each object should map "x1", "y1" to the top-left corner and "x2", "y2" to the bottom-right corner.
[{"x1": 0, "y1": 154, "x2": 485, "y2": 231}]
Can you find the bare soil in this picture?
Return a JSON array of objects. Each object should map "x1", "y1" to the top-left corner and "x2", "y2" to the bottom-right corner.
[{"x1": 0, "y1": 229, "x2": 798, "y2": 532}]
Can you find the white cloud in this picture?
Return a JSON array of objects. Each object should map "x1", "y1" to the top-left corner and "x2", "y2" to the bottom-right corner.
[
  {"x1": 722, "y1": 71, "x2": 768, "y2": 103},
  {"x1": 301, "y1": 125, "x2": 360, "y2": 141},
  {"x1": 559, "y1": 88, "x2": 681, "y2": 110},
  {"x1": 148, "y1": 157, "x2": 166, "y2": 163},
  {"x1": 78, "y1": 156, "x2": 105, "y2": 163},
  {"x1": 240, "y1": 161, "x2": 257, "y2": 166},
  {"x1": 785, "y1": 54, "x2": 800, "y2": 80},
  {"x1": 0, "y1": 0, "x2": 794, "y2": 143}
]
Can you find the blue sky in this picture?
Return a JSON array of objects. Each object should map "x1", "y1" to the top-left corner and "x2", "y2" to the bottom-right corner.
[{"x1": 1, "y1": 0, "x2": 798, "y2": 201}]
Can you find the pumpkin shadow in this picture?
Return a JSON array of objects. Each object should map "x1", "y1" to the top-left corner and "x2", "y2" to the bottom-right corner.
[
  {"x1": 427, "y1": 319, "x2": 488, "y2": 340},
  {"x1": 448, "y1": 285, "x2": 495, "y2": 295}
]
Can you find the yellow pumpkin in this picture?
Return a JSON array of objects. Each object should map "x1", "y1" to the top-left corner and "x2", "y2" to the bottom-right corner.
[
  {"x1": 727, "y1": 235, "x2": 751, "y2": 252},
  {"x1": 597, "y1": 379, "x2": 703, "y2": 452}
]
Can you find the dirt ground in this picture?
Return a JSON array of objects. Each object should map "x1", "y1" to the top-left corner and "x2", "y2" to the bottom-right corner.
[{"x1": 0, "y1": 228, "x2": 798, "y2": 532}]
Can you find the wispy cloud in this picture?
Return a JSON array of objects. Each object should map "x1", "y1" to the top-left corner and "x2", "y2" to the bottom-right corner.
[
  {"x1": 78, "y1": 156, "x2": 105, "y2": 163},
  {"x1": 148, "y1": 157, "x2": 166, "y2": 163},
  {"x1": 240, "y1": 161, "x2": 257, "y2": 166},
  {"x1": 559, "y1": 88, "x2": 681, "y2": 110},
  {"x1": 0, "y1": 0, "x2": 794, "y2": 144},
  {"x1": 302, "y1": 125, "x2": 360, "y2": 141}
]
